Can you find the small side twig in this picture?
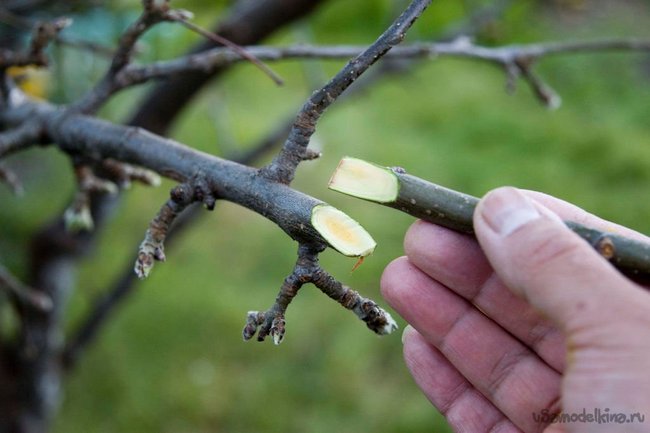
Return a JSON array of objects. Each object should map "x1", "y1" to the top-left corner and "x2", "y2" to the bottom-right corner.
[
  {"x1": 0, "y1": 263, "x2": 52, "y2": 312},
  {"x1": 134, "y1": 181, "x2": 214, "y2": 279},
  {"x1": 0, "y1": 17, "x2": 71, "y2": 69},
  {"x1": 63, "y1": 164, "x2": 118, "y2": 232},
  {"x1": 260, "y1": 0, "x2": 433, "y2": 184},
  {"x1": 166, "y1": 10, "x2": 284, "y2": 86},
  {"x1": 0, "y1": 121, "x2": 45, "y2": 159}
]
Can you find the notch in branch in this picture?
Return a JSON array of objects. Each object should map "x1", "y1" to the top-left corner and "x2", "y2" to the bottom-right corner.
[{"x1": 329, "y1": 157, "x2": 650, "y2": 281}]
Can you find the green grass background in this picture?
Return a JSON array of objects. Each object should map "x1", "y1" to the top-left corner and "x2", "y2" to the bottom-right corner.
[{"x1": 1, "y1": 0, "x2": 649, "y2": 432}]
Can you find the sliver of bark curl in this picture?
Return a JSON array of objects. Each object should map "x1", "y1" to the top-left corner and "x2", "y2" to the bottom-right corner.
[{"x1": 260, "y1": 0, "x2": 432, "y2": 185}]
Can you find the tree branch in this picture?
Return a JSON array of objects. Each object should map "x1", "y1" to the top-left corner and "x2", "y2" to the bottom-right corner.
[
  {"x1": 127, "y1": 0, "x2": 328, "y2": 135},
  {"x1": 0, "y1": 263, "x2": 52, "y2": 312},
  {"x1": 61, "y1": 57, "x2": 412, "y2": 368},
  {"x1": 0, "y1": 16, "x2": 70, "y2": 69},
  {"x1": 99, "y1": 38, "x2": 649, "y2": 110},
  {"x1": 329, "y1": 157, "x2": 650, "y2": 282},
  {"x1": 0, "y1": 121, "x2": 45, "y2": 158},
  {"x1": 243, "y1": 244, "x2": 396, "y2": 345},
  {"x1": 261, "y1": 0, "x2": 433, "y2": 184}
]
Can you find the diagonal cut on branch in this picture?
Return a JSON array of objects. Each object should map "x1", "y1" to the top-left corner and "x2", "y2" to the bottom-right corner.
[{"x1": 329, "y1": 157, "x2": 650, "y2": 282}]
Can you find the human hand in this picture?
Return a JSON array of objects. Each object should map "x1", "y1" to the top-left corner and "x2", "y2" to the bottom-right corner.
[{"x1": 381, "y1": 187, "x2": 650, "y2": 433}]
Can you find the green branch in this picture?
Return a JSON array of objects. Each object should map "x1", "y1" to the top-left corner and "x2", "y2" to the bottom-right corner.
[{"x1": 329, "y1": 157, "x2": 650, "y2": 282}]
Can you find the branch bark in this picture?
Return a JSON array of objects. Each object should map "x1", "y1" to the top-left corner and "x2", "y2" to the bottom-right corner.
[{"x1": 329, "y1": 157, "x2": 650, "y2": 282}]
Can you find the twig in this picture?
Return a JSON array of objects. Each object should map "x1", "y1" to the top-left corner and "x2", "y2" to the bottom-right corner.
[
  {"x1": 134, "y1": 182, "x2": 203, "y2": 279},
  {"x1": 127, "y1": 0, "x2": 326, "y2": 135},
  {"x1": 166, "y1": 11, "x2": 284, "y2": 86},
  {"x1": 329, "y1": 157, "x2": 650, "y2": 282},
  {"x1": 0, "y1": 121, "x2": 44, "y2": 159},
  {"x1": 0, "y1": 17, "x2": 71, "y2": 69},
  {"x1": 0, "y1": 8, "x2": 115, "y2": 57},
  {"x1": 0, "y1": 263, "x2": 52, "y2": 312},
  {"x1": 69, "y1": 0, "x2": 170, "y2": 113},
  {"x1": 0, "y1": 161, "x2": 24, "y2": 195},
  {"x1": 260, "y1": 0, "x2": 433, "y2": 184}
]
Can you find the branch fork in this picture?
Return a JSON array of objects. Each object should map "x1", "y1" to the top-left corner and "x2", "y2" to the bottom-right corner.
[{"x1": 243, "y1": 245, "x2": 397, "y2": 345}]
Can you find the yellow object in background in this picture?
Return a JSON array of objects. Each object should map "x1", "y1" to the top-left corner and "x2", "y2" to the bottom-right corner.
[{"x1": 6, "y1": 66, "x2": 50, "y2": 99}]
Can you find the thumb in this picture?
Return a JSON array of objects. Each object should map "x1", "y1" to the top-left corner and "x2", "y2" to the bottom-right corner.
[{"x1": 473, "y1": 187, "x2": 640, "y2": 330}]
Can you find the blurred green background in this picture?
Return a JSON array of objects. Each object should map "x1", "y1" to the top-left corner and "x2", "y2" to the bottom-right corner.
[{"x1": 1, "y1": 0, "x2": 649, "y2": 432}]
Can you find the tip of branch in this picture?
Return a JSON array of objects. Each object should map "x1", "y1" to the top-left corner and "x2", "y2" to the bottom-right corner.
[
  {"x1": 64, "y1": 204, "x2": 94, "y2": 233},
  {"x1": 134, "y1": 243, "x2": 165, "y2": 279},
  {"x1": 358, "y1": 300, "x2": 399, "y2": 336}
]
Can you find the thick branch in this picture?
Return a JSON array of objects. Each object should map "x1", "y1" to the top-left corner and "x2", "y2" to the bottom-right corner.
[
  {"x1": 329, "y1": 157, "x2": 650, "y2": 282},
  {"x1": 0, "y1": 99, "x2": 380, "y2": 259}
]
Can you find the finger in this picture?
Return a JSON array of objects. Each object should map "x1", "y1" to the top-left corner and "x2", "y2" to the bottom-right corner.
[
  {"x1": 381, "y1": 257, "x2": 561, "y2": 432},
  {"x1": 524, "y1": 190, "x2": 650, "y2": 244},
  {"x1": 473, "y1": 187, "x2": 646, "y2": 333},
  {"x1": 402, "y1": 326, "x2": 524, "y2": 433},
  {"x1": 404, "y1": 221, "x2": 565, "y2": 372}
]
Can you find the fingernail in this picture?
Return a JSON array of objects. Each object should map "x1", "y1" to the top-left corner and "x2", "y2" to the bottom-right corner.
[
  {"x1": 480, "y1": 188, "x2": 541, "y2": 236},
  {"x1": 401, "y1": 325, "x2": 413, "y2": 344}
]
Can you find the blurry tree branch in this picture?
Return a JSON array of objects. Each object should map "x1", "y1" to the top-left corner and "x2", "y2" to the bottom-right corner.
[
  {"x1": 93, "y1": 38, "x2": 650, "y2": 109},
  {"x1": 128, "y1": 0, "x2": 328, "y2": 135}
]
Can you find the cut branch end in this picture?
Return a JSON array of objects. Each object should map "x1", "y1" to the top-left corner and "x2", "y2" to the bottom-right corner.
[
  {"x1": 328, "y1": 156, "x2": 399, "y2": 203},
  {"x1": 311, "y1": 204, "x2": 376, "y2": 257}
]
